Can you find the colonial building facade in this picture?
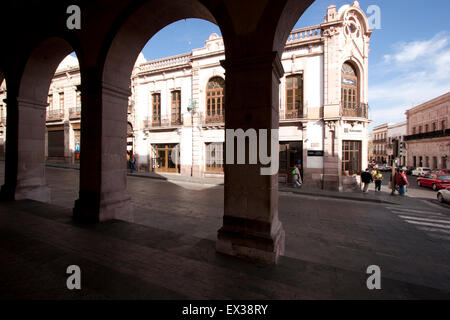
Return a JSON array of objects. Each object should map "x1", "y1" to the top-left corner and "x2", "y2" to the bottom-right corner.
[
  {"x1": 405, "y1": 92, "x2": 450, "y2": 169},
  {"x1": 371, "y1": 123, "x2": 388, "y2": 164},
  {"x1": 0, "y1": 2, "x2": 372, "y2": 191},
  {"x1": 131, "y1": 3, "x2": 372, "y2": 190},
  {"x1": 386, "y1": 121, "x2": 407, "y2": 167}
]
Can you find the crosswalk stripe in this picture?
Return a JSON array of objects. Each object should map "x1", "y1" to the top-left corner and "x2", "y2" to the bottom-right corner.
[
  {"x1": 387, "y1": 207, "x2": 443, "y2": 215},
  {"x1": 399, "y1": 215, "x2": 450, "y2": 224},
  {"x1": 404, "y1": 220, "x2": 450, "y2": 230},
  {"x1": 391, "y1": 210, "x2": 444, "y2": 218},
  {"x1": 416, "y1": 226, "x2": 450, "y2": 235}
]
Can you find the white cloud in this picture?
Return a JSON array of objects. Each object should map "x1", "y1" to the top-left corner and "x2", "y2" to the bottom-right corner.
[
  {"x1": 390, "y1": 35, "x2": 448, "y2": 63},
  {"x1": 369, "y1": 32, "x2": 450, "y2": 128}
]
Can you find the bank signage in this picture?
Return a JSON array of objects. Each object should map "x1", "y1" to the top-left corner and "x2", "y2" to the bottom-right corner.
[{"x1": 342, "y1": 78, "x2": 356, "y2": 85}]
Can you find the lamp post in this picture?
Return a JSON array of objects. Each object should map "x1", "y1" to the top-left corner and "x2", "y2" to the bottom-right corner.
[{"x1": 187, "y1": 99, "x2": 197, "y2": 177}]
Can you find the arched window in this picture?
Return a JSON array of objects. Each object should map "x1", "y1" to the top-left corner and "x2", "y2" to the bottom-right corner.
[
  {"x1": 341, "y1": 62, "x2": 358, "y2": 109},
  {"x1": 206, "y1": 77, "x2": 224, "y2": 123}
]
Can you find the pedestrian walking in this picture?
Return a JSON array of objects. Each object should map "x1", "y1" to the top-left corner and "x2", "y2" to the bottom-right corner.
[
  {"x1": 360, "y1": 168, "x2": 373, "y2": 193},
  {"x1": 292, "y1": 163, "x2": 302, "y2": 188},
  {"x1": 374, "y1": 170, "x2": 383, "y2": 192},
  {"x1": 129, "y1": 154, "x2": 136, "y2": 174},
  {"x1": 390, "y1": 168, "x2": 399, "y2": 195},
  {"x1": 396, "y1": 168, "x2": 409, "y2": 196}
]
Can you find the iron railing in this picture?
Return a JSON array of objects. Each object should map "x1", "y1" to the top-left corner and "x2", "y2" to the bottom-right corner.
[
  {"x1": 143, "y1": 115, "x2": 183, "y2": 129},
  {"x1": 341, "y1": 103, "x2": 369, "y2": 118}
]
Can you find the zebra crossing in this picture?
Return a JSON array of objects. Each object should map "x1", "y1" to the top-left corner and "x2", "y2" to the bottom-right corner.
[{"x1": 386, "y1": 206, "x2": 450, "y2": 242}]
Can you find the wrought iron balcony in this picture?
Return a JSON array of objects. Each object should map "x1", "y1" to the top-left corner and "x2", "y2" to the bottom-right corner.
[
  {"x1": 341, "y1": 103, "x2": 369, "y2": 118},
  {"x1": 143, "y1": 115, "x2": 183, "y2": 129},
  {"x1": 280, "y1": 109, "x2": 306, "y2": 121},
  {"x1": 69, "y1": 107, "x2": 81, "y2": 119},
  {"x1": 46, "y1": 109, "x2": 64, "y2": 120},
  {"x1": 405, "y1": 129, "x2": 450, "y2": 141}
]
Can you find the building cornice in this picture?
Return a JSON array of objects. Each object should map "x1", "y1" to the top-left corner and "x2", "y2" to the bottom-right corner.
[{"x1": 405, "y1": 92, "x2": 450, "y2": 115}]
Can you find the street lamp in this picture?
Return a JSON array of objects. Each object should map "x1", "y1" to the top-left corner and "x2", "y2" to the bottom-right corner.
[{"x1": 187, "y1": 99, "x2": 197, "y2": 177}]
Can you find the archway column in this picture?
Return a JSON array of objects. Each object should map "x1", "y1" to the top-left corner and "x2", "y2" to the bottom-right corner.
[
  {"x1": 1, "y1": 94, "x2": 50, "y2": 202},
  {"x1": 73, "y1": 74, "x2": 133, "y2": 223},
  {"x1": 216, "y1": 52, "x2": 285, "y2": 264}
]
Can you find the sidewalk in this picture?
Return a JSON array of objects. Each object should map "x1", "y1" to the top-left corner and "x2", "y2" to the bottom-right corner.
[
  {"x1": 44, "y1": 161, "x2": 224, "y2": 186},
  {"x1": 45, "y1": 161, "x2": 428, "y2": 206},
  {"x1": 280, "y1": 183, "x2": 428, "y2": 206}
]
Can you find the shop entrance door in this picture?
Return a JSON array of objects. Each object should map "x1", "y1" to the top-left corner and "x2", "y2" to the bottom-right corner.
[{"x1": 152, "y1": 144, "x2": 179, "y2": 173}]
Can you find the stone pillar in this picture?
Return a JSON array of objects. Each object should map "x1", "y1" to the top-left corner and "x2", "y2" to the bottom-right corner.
[
  {"x1": 216, "y1": 53, "x2": 285, "y2": 264},
  {"x1": 323, "y1": 121, "x2": 340, "y2": 190},
  {"x1": 1, "y1": 96, "x2": 50, "y2": 202},
  {"x1": 73, "y1": 77, "x2": 133, "y2": 223}
]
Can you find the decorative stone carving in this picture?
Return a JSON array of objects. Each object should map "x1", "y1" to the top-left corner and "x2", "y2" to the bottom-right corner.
[
  {"x1": 343, "y1": 11, "x2": 362, "y2": 39},
  {"x1": 323, "y1": 26, "x2": 340, "y2": 38}
]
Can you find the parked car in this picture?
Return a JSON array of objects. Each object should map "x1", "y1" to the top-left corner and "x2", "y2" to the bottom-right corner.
[
  {"x1": 411, "y1": 167, "x2": 432, "y2": 177},
  {"x1": 403, "y1": 166, "x2": 414, "y2": 175},
  {"x1": 417, "y1": 174, "x2": 450, "y2": 191},
  {"x1": 432, "y1": 169, "x2": 450, "y2": 175},
  {"x1": 437, "y1": 187, "x2": 450, "y2": 203}
]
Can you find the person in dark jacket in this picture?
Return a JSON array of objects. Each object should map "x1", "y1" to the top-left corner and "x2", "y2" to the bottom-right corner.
[
  {"x1": 129, "y1": 154, "x2": 136, "y2": 174},
  {"x1": 361, "y1": 168, "x2": 373, "y2": 193}
]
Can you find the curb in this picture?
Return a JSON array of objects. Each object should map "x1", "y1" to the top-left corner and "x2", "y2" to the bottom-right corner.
[
  {"x1": 279, "y1": 188, "x2": 398, "y2": 205},
  {"x1": 45, "y1": 163, "x2": 224, "y2": 186}
]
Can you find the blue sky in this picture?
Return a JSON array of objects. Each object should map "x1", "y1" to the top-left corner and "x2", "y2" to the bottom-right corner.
[{"x1": 139, "y1": 0, "x2": 450, "y2": 128}]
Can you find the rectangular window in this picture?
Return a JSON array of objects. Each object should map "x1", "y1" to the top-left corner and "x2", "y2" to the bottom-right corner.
[
  {"x1": 285, "y1": 74, "x2": 303, "y2": 118},
  {"x1": 418, "y1": 126, "x2": 422, "y2": 133},
  {"x1": 48, "y1": 95, "x2": 53, "y2": 111},
  {"x1": 425, "y1": 124, "x2": 429, "y2": 132},
  {"x1": 442, "y1": 157, "x2": 447, "y2": 169},
  {"x1": 442, "y1": 120, "x2": 446, "y2": 130},
  {"x1": 342, "y1": 140, "x2": 361, "y2": 175},
  {"x1": 412, "y1": 127, "x2": 416, "y2": 134},
  {"x1": 152, "y1": 93, "x2": 161, "y2": 124},
  {"x1": 432, "y1": 156, "x2": 438, "y2": 169},
  {"x1": 205, "y1": 142, "x2": 224, "y2": 172},
  {"x1": 425, "y1": 156, "x2": 429, "y2": 168},
  {"x1": 413, "y1": 156, "x2": 417, "y2": 168},
  {"x1": 59, "y1": 93, "x2": 64, "y2": 113},
  {"x1": 76, "y1": 91, "x2": 81, "y2": 112},
  {"x1": 432, "y1": 122, "x2": 437, "y2": 131},
  {"x1": 171, "y1": 90, "x2": 181, "y2": 124}
]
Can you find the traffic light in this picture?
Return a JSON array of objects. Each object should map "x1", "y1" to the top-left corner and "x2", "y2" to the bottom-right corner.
[{"x1": 399, "y1": 141, "x2": 403, "y2": 156}]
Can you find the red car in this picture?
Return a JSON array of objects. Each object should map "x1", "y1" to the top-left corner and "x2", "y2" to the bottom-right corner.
[{"x1": 417, "y1": 174, "x2": 450, "y2": 191}]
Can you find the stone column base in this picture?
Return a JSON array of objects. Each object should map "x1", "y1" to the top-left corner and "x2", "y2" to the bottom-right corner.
[
  {"x1": 73, "y1": 192, "x2": 134, "y2": 223},
  {"x1": 1, "y1": 183, "x2": 50, "y2": 203},
  {"x1": 216, "y1": 218, "x2": 285, "y2": 264}
]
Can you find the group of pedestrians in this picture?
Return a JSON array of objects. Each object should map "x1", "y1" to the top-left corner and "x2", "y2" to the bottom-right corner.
[{"x1": 360, "y1": 166, "x2": 409, "y2": 196}]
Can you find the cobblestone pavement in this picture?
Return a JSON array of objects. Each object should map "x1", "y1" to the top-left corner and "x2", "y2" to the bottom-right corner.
[{"x1": 1, "y1": 165, "x2": 450, "y2": 299}]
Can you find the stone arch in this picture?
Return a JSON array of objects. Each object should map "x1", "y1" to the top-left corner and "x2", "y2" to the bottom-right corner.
[
  {"x1": 101, "y1": 0, "x2": 221, "y2": 91},
  {"x1": 10, "y1": 37, "x2": 80, "y2": 203},
  {"x1": 18, "y1": 37, "x2": 79, "y2": 104},
  {"x1": 272, "y1": 0, "x2": 315, "y2": 54}
]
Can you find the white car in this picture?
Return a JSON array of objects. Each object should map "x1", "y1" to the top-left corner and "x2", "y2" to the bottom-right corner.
[
  {"x1": 411, "y1": 167, "x2": 432, "y2": 177},
  {"x1": 437, "y1": 188, "x2": 450, "y2": 203}
]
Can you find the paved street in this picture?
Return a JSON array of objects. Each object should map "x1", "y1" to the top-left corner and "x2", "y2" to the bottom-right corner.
[{"x1": 1, "y1": 165, "x2": 450, "y2": 299}]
